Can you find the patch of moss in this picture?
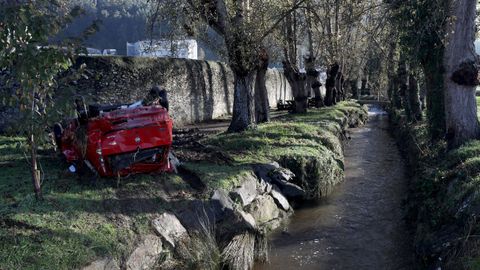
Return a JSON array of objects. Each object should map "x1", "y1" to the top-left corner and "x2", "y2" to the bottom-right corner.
[
  {"x1": 446, "y1": 141, "x2": 480, "y2": 168},
  {"x1": 181, "y1": 162, "x2": 251, "y2": 192}
]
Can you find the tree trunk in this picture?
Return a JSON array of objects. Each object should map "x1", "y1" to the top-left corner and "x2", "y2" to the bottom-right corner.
[
  {"x1": 387, "y1": 41, "x2": 397, "y2": 102},
  {"x1": 29, "y1": 134, "x2": 42, "y2": 200},
  {"x1": 284, "y1": 61, "x2": 308, "y2": 113},
  {"x1": 408, "y1": 74, "x2": 423, "y2": 122},
  {"x1": 305, "y1": 3, "x2": 317, "y2": 106},
  {"x1": 292, "y1": 81, "x2": 308, "y2": 113},
  {"x1": 305, "y1": 56, "x2": 323, "y2": 107},
  {"x1": 312, "y1": 79, "x2": 324, "y2": 107},
  {"x1": 419, "y1": 78, "x2": 426, "y2": 110},
  {"x1": 282, "y1": 11, "x2": 307, "y2": 113},
  {"x1": 305, "y1": 58, "x2": 315, "y2": 96},
  {"x1": 335, "y1": 71, "x2": 344, "y2": 102},
  {"x1": 325, "y1": 63, "x2": 339, "y2": 106},
  {"x1": 351, "y1": 79, "x2": 359, "y2": 99},
  {"x1": 391, "y1": 72, "x2": 403, "y2": 109},
  {"x1": 422, "y1": 53, "x2": 445, "y2": 140},
  {"x1": 254, "y1": 49, "x2": 270, "y2": 123},
  {"x1": 443, "y1": 0, "x2": 480, "y2": 147},
  {"x1": 398, "y1": 57, "x2": 412, "y2": 120},
  {"x1": 360, "y1": 77, "x2": 368, "y2": 95},
  {"x1": 228, "y1": 72, "x2": 256, "y2": 132}
]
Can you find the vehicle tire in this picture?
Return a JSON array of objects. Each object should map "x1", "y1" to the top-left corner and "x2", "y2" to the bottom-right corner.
[
  {"x1": 53, "y1": 123, "x2": 63, "y2": 149},
  {"x1": 75, "y1": 161, "x2": 98, "y2": 185},
  {"x1": 159, "y1": 89, "x2": 169, "y2": 111}
]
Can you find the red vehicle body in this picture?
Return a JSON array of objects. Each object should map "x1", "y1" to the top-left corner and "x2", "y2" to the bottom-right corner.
[{"x1": 58, "y1": 104, "x2": 173, "y2": 177}]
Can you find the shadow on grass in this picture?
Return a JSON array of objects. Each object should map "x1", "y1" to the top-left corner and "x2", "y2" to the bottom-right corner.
[{"x1": 0, "y1": 219, "x2": 123, "y2": 270}]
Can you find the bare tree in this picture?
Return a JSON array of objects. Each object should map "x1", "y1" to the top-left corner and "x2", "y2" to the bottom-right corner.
[{"x1": 283, "y1": 6, "x2": 309, "y2": 113}]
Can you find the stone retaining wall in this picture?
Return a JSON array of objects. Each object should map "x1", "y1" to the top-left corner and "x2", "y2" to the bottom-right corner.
[{"x1": 57, "y1": 56, "x2": 292, "y2": 127}]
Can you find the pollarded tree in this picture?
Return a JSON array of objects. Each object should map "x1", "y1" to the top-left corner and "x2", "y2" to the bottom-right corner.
[
  {"x1": 282, "y1": 2, "x2": 309, "y2": 113},
  {"x1": 443, "y1": 0, "x2": 480, "y2": 147},
  {"x1": 150, "y1": 0, "x2": 308, "y2": 131}
]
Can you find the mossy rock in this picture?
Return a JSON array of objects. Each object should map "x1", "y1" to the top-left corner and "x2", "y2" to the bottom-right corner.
[{"x1": 279, "y1": 148, "x2": 344, "y2": 200}]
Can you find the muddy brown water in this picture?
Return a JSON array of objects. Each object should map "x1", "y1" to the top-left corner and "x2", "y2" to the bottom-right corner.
[{"x1": 255, "y1": 105, "x2": 415, "y2": 270}]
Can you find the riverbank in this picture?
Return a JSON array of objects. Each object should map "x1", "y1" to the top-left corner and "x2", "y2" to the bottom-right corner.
[
  {"x1": 0, "y1": 101, "x2": 367, "y2": 270},
  {"x1": 389, "y1": 106, "x2": 480, "y2": 269},
  {"x1": 256, "y1": 105, "x2": 414, "y2": 269}
]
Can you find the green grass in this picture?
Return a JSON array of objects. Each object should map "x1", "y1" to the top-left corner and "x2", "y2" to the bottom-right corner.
[
  {"x1": 0, "y1": 136, "x2": 178, "y2": 270},
  {"x1": 207, "y1": 102, "x2": 366, "y2": 162},
  {"x1": 477, "y1": 96, "x2": 480, "y2": 119},
  {"x1": 202, "y1": 101, "x2": 367, "y2": 198},
  {"x1": 392, "y1": 101, "x2": 480, "y2": 269},
  {"x1": 425, "y1": 140, "x2": 480, "y2": 269}
]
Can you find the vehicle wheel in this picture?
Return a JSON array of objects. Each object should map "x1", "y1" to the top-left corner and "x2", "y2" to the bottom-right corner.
[
  {"x1": 75, "y1": 161, "x2": 98, "y2": 185},
  {"x1": 159, "y1": 89, "x2": 169, "y2": 111},
  {"x1": 53, "y1": 122, "x2": 63, "y2": 150}
]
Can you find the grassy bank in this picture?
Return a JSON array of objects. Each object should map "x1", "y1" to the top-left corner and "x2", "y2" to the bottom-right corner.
[
  {"x1": 389, "y1": 104, "x2": 480, "y2": 269},
  {"x1": 0, "y1": 101, "x2": 367, "y2": 270},
  {"x1": 203, "y1": 102, "x2": 368, "y2": 198}
]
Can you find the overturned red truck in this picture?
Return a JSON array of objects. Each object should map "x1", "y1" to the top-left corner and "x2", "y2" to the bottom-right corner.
[{"x1": 54, "y1": 87, "x2": 173, "y2": 177}]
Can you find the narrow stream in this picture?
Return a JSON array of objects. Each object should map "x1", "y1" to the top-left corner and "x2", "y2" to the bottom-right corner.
[{"x1": 255, "y1": 105, "x2": 415, "y2": 270}]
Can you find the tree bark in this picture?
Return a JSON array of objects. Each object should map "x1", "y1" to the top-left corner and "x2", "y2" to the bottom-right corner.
[
  {"x1": 422, "y1": 54, "x2": 445, "y2": 139},
  {"x1": 254, "y1": 48, "x2": 270, "y2": 123},
  {"x1": 335, "y1": 71, "x2": 344, "y2": 102},
  {"x1": 360, "y1": 77, "x2": 369, "y2": 96},
  {"x1": 191, "y1": 0, "x2": 258, "y2": 133},
  {"x1": 283, "y1": 60, "x2": 308, "y2": 113},
  {"x1": 228, "y1": 72, "x2": 256, "y2": 132},
  {"x1": 419, "y1": 79, "x2": 426, "y2": 110},
  {"x1": 443, "y1": 0, "x2": 480, "y2": 147},
  {"x1": 387, "y1": 41, "x2": 397, "y2": 102},
  {"x1": 312, "y1": 79, "x2": 324, "y2": 107},
  {"x1": 350, "y1": 79, "x2": 359, "y2": 99},
  {"x1": 408, "y1": 74, "x2": 423, "y2": 122},
  {"x1": 29, "y1": 134, "x2": 42, "y2": 200},
  {"x1": 391, "y1": 75, "x2": 402, "y2": 109},
  {"x1": 283, "y1": 10, "x2": 307, "y2": 113},
  {"x1": 325, "y1": 63, "x2": 339, "y2": 106},
  {"x1": 398, "y1": 57, "x2": 412, "y2": 121},
  {"x1": 305, "y1": 57, "x2": 315, "y2": 97}
]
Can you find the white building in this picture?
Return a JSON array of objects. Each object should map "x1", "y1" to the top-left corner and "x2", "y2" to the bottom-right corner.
[
  {"x1": 86, "y1": 47, "x2": 102, "y2": 55},
  {"x1": 126, "y1": 39, "x2": 198, "y2": 59}
]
